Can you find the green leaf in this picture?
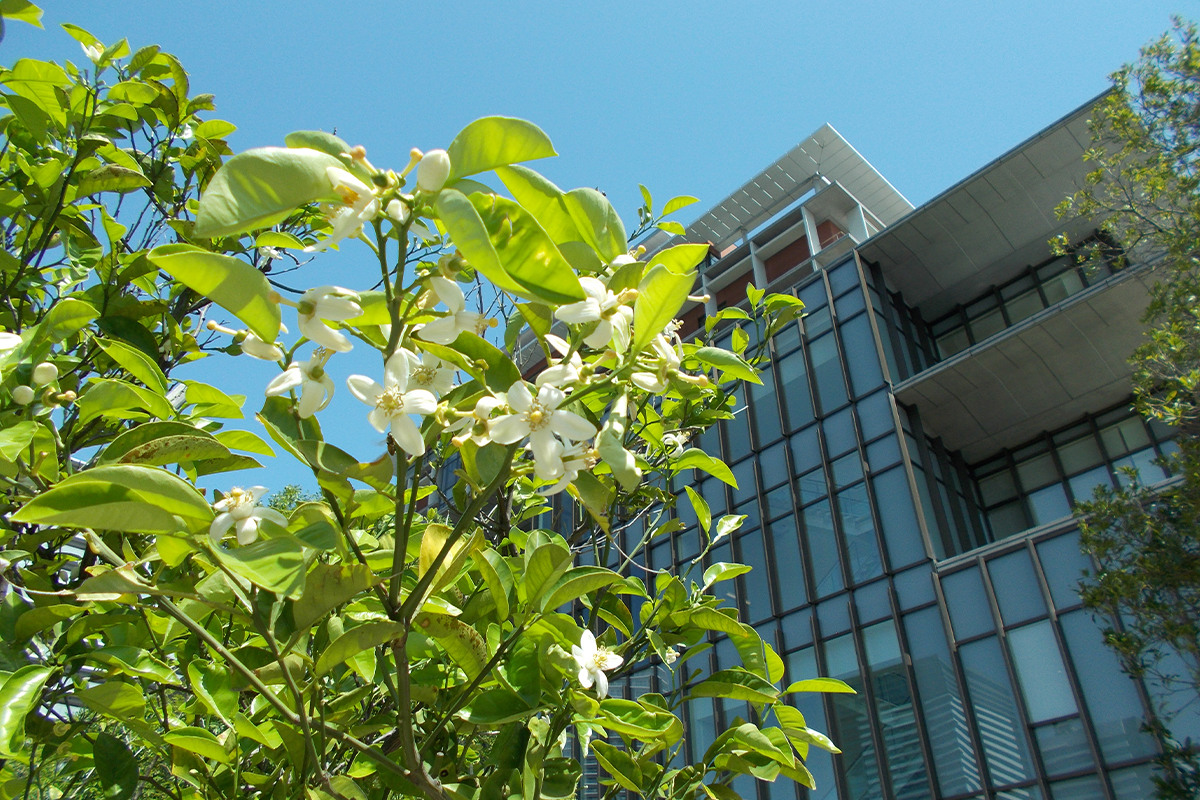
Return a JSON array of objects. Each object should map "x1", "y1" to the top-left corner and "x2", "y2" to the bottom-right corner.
[
  {"x1": 784, "y1": 677, "x2": 856, "y2": 695},
  {"x1": 693, "y1": 346, "x2": 761, "y2": 384},
  {"x1": 76, "y1": 165, "x2": 150, "y2": 196},
  {"x1": 293, "y1": 564, "x2": 377, "y2": 630},
  {"x1": 164, "y1": 726, "x2": 230, "y2": 763},
  {"x1": 522, "y1": 540, "x2": 573, "y2": 606},
  {"x1": 494, "y1": 165, "x2": 581, "y2": 245},
  {"x1": 685, "y1": 485, "x2": 711, "y2": 534},
  {"x1": 459, "y1": 688, "x2": 536, "y2": 726},
  {"x1": 783, "y1": 724, "x2": 841, "y2": 754},
  {"x1": 673, "y1": 448, "x2": 737, "y2": 487},
  {"x1": 77, "y1": 681, "x2": 145, "y2": 722},
  {"x1": 12, "y1": 603, "x2": 80, "y2": 640},
  {"x1": 0, "y1": 1, "x2": 43, "y2": 27},
  {"x1": 95, "y1": 338, "x2": 167, "y2": 393},
  {"x1": 100, "y1": 421, "x2": 228, "y2": 466},
  {"x1": 597, "y1": 698, "x2": 675, "y2": 740},
  {"x1": 568, "y1": 471, "x2": 613, "y2": 534},
  {"x1": 0, "y1": 421, "x2": 37, "y2": 462},
  {"x1": 632, "y1": 263, "x2": 695, "y2": 353},
  {"x1": 702, "y1": 562, "x2": 752, "y2": 589},
  {"x1": 591, "y1": 741, "x2": 642, "y2": 792},
  {"x1": 194, "y1": 119, "x2": 237, "y2": 139},
  {"x1": 563, "y1": 188, "x2": 627, "y2": 263},
  {"x1": 413, "y1": 613, "x2": 489, "y2": 680},
  {"x1": 688, "y1": 607, "x2": 744, "y2": 636},
  {"x1": 88, "y1": 646, "x2": 180, "y2": 684},
  {"x1": 184, "y1": 380, "x2": 245, "y2": 419},
  {"x1": 540, "y1": 567, "x2": 621, "y2": 612},
  {"x1": 420, "y1": 331, "x2": 521, "y2": 393},
  {"x1": 254, "y1": 230, "x2": 304, "y2": 250},
  {"x1": 194, "y1": 146, "x2": 342, "y2": 237},
  {"x1": 211, "y1": 537, "x2": 306, "y2": 599},
  {"x1": 0, "y1": 666, "x2": 51, "y2": 757},
  {"x1": 470, "y1": 192, "x2": 585, "y2": 304},
  {"x1": 11, "y1": 464, "x2": 212, "y2": 534},
  {"x1": 689, "y1": 669, "x2": 780, "y2": 705},
  {"x1": 471, "y1": 550, "x2": 513, "y2": 622},
  {"x1": 446, "y1": 116, "x2": 556, "y2": 181},
  {"x1": 434, "y1": 188, "x2": 525, "y2": 296},
  {"x1": 78, "y1": 378, "x2": 174, "y2": 424},
  {"x1": 214, "y1": 430, "x2": 275, "y2": 457},
  {"x1": 648, "y1": 243, "x2": 709, "y2": 274},
  {"x1": 148, "y1": 244, "x2": 280, "y2": 342},
  {"x1": 662, "y1": 195, "x2": 700, "y2": 216},
  {"x1": 657, "y1": 221, "x2": 686, "y2": 236},
  {"x1": 542, "y1": 757, "x2": 583, "y2": 800},
  {"x1": 315, "y1": 621, "x2": 406, "y2": 675},
  {"x1": 93, "y1": 732, "x2": 139, "y2": 800}
]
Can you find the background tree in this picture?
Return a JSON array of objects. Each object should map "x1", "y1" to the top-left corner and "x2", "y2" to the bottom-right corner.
[{"x1": 1062, "y1": 16, "x2": 1200, "y2": 798}]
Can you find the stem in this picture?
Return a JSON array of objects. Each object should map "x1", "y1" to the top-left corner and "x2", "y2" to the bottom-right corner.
[
  {"x1": 391, "y1": 639, "x2": 443, "y2": 800},
  {"x1": 391, "y1": 455, "x2": 421, "y2": 608}
]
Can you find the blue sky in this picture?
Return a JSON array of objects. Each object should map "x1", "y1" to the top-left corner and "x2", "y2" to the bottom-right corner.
[{"x1": 5, "y1": 1, "x2": 1198, "y2": 493}]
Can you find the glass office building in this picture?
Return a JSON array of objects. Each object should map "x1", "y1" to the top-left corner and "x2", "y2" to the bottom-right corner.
[{"x1": 548, "y1": 98, "x2": 1194, "y2": 800}]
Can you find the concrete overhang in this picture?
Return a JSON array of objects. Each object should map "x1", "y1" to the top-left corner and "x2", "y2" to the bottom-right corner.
[
  {"x1": 856, "y1": 91, "x2": 1112, "y2": 319},
  {"x1": 893, "y1": 261, "x2": 1162, "y2": 461}
]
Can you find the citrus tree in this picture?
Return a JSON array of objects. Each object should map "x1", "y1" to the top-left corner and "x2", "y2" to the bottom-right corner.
[{"x1": 0, "y1": 10, "x2": 848, "y2": 800}]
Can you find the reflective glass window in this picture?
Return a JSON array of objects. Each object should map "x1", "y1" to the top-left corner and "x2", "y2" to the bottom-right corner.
[
  {"x1": 796, "y1": 467, "x2": 828, "y2": 505},
  {"x1": 1008, "y1": 621, "x2": 1078, "y2": 722},
  {"x1": 759, "y1": 441, "x2": 788, "y2": 490},
  {"x1": 970, "y1": 307, "x2": 1006, "y2": 340},
  {"x1": 987, "y1": 549, "x2": 1047, "y2": 625},
  {"x1": 708, "y1": 541, "x2": 737, "y2": 607},
  {"x1": 827, "y1": 259, "x2": 859, "y2": 296},
  {"x1": 790, "y1": 425, "x2": 821, "y2": 474},
  {"x1": 749, "y1": 368, "x2": 783, "y2": 446},
  {"x1": 824, "y1": 633, "x2": 884, "y2": 799},
  {"x1": 1058, "y1": 436, "x2": 1104, "y2": 474},
  {"x1": 731, "y1": 459, "x2": 756, "y2": 505},
  {"x1": 857, "y1": 390, "x2": 894, "y2": 440},
  {"x1": 1041, "y1": 263, "x2": 1084, "y2": 303},
  {"x1": 1017, "y1": 453, "x2": 1058, "y2": 490},
  {"x1": 803, "y1": 305, "x2": 832, "y2": 339},
  {"x1": 1059, "y1": 610, "x2": 1157, "y2": 763},
  {"x1": 769, "y1": 515, "x2": 806, "y2": 611},
  {"x1": 764, "y1": 484, "x2": 792, "y2": 522},
  {"x1": 778, "y1": 349, "x2": 814, "y2": 431},
  {"x1": 841, "y1": 315, "x2": 885, "y2": 396},
  {"x1": 1036, "y1": 532, "x2": 1090, "y2": 610},
  {"x1": 854, "y1": 579, "x2": 890, "y2": 624},
  {"x1": 1113, "y1": 447, "x2": 1167, "y2": 486},
  {"x1": 989, "y1": 501, "x2": 1030, "y2": 539},
  {"x1": 1109, "y1": 764, "x2": 1158, "y2": 800},
  {"x1": 867, "y1": 435, "x2": 903, "y2": 472},
  {"x1": 774, "y1": 320, "x2": 802, "y2": 356},
  {"x1": 835, "y1": 286, "x2": 865, "y2": 319},
  {"x1": 737, "y1": 530, "x2": 773, "y2": 622},
  {"x1": 823, "y1": 406, "x2": 857, "y2": 456},
  {"x1": 1035, "y1": 717, "x2": 1093, "y2": 777},
  {"x1": 838, "y1": 483, "x2": 883, "y2": 583},
  {"x1": 872, "y1": 467, "x2": 926, "y2": 568},
  {"x1": 903, "y1": 607, "x2": 982, "y2": 796},
  {"x1": 1100, "y1": 416, "x2": 1151, "y2": 456},
  {"x1": 781, "y1": 607, "x2": 813, "y2": 650},
  {"x1": 997, "y1": 787, "x2": 1044, "y2": 800},
  {"x1": 1028, "y1": 484, "x2": 1071, "y2": 525},
  {"x1": 1048, "y1": 774, "x2": 1104, "y2": 800},
  {"x1": 979, "y1": 469, "x2": 1019, "y2": 505},
  {"x1": 937, "y1": 326, "x2": 970, "y2": 359},
  {"x1": 1005, "y1": 289, "x2": 1045, "y2": 325},
  {"x1": 676, "y1": 528, "x2": 701, "y2": 563},
  {"x1": 862, "y1": 620, "x2": 930, "y2": 800},
  {"x1": 804, "y1": 500, "x2": 844, "y2": 597},
  {"x1": 1068, "y1": 465, "x2": 1112, "y2": 500},
  {"x1": 941, "y1": 567, "x2": 995, "y2": 640},
  {"x1": 831, "y1": 452, "x2": 864, "y2": 488},
  {"x1": 785, "y1": 648, "x2": 836, "y2": 798},
  {"x1": 808, "y1": 333, "x2": 848, "y2": 412},
  {"x1": 817, "y1": 595, "x2": 851, "y2": 636},
  {"x1": 701, "y1": 476, "x2": 727, "y2": 516},
  {"x1": 959, "y1": 636, "x2": 1037, "y2": 786},
  {"x1": 894, "y1": 566, "x2": 936, "y2": 610},
  {"x1": 724, "y1": 387, "x2": 753, "y2": 463}
]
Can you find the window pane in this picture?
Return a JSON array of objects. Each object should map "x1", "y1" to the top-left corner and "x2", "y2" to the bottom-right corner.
[
  {"x1": 989, "y1": 500, "x2": 1029, "y2": 539},
  {"x1": 823, "y1": 406, "x2": 857, "y2": 456},
  {"x1": 817, "y1": 595, "x2": 851, "y2": 636},
  {"x1": 839, "y1": 483, "x2": 883, "y2": 583},
  {"x1": 824, "y1": 633, "x2": 884, "y2": 799},
  {"x1": 1068, "y1": 465, "x2": 1112, "y2": 500},
  {"x1": 785, "y1": 648, "x2": 836, "y2": 798},
  {"x1": 809, "y1": 333, "x2": 848, "y2": 412},
  {"x1": 1041, "y1": 266, "x2": 1084, "y2": 304},
  {"x1": 894, "y1": 566, "x2": 936, "y2": 610},
  {"x1": 832, "y1": 452, "x2": 864, "y2": 488},
  {"x1": 835, "y1": 286, "x2": 866, "y2": 319},
  {"x1": 1017, "y1": 453, "x2": 1059, "y2": 489},
  {"x1": 749, "y1": 367, "x2": 783, "y2": 446},
  {"x1": 1036, "y1": 532, "x2": 1090, "y2": 610},
  {"x1": 1005, "y1": 289, "x2": 1045, "y2": 325},
  {"x1": 872, "y1": 467, "x2": 926, "y2": 568},
  {"x1": 781, "y1": 607, "x2": 813, "y2": 650},
  {"x1": 1028, "y1": 484, "x2": 1071, "y2": 525},
  {"x1": 1049, "y1": 774, "x2": 1104, "y2": 800},
  {"x1": 731, "y1": 459, "x2": 756, "y2": 505},
  {"x1": 970, "y1": 307, "x2": 1005, "y2": 340},
  {"x1": 737, "y1": 530, "x2": 773, "y2": 622},
  {"x1": 797, "y1": 467, "x2": 828, "y2": 505},
  {"x1": 804, "y1": 500, "x2": 844, "y2": 597},
  {"x1": 764, "y1": 485, "x2": 792, "y2": 522},
  {"x1": 827, "y1": 259, "x2": 859, "y2": 296},
  {"x1": 768, "y1": 515, "x2": 806, "y2": 611},
  {"x1": 687, "y1": 698, "x2": 716, "y2": 762},
  {"x1": 941, "y1": 568, "x2": 994, "y2": 640},
  {"x1": 862, "y1": 620, "x2": 930, "y2": 799},
  {"x1": 790, "y1": 425, "x2": 821, "y2": 474},
  {"x1": 937, "y1": 327, "x2": 970, "y2": 359},
  {"x1": 854, "y1": 580, "x2": 890, "y2": 624},
  {"x1": 841, "y1": 315, "x2": 885, "y2": 396},
  {"x1": 867, "y1": 435, "x2": 903, "y2": 472},
  {"x1": 1100, "y1": 417, "x2": 1150, "y2": 457},
  {"x1": 959, "y1": 636, "x2": 1037, "y2": 786},
  {"x1": 857, "y1": 390, "x2": 894, "y2": 440},
  {"x1": 1058, "y1": 436, "x2": 1103, "y2": 474},
  {"x1": 759, "y1": 441, "x2": 788, "y2": 490},
  {"x1": 979, "y1": 469, "x2": 1018, "y2": 505},
  {"x1": 903, "y1": 607, "x2": 983, "y2": 796},
  {"x1": 1113, "y1": 447, "x2": 1168, "y2": 486},
  {"x1": 1059, "y1": 610, "x2": 1157, "y2": 763},
  {"x1": 724, "y1": 386, "x2": 753, "y2": 463},
  {"x1": 778, "y1": 349, "x2": 814, "y2": 431},
  {"x1": 1109, "y1": 764, "x2": 1157, "y2": 800},
  {"x1": 1035, "y1": 717, "x2": 1093, "y2": 777},
  {"x1": 987, "y1": 549, "x2": 1047, "y2": 626},
  {"x1": 1008, "y1": 621, "x2": 1078, "y2": 722}
]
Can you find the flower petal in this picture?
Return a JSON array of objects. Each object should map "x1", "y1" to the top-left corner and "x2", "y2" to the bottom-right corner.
[
  {"x1": 429, "y1": 275, "x2": 465, "y2": 314},
  {"x1": 417, "y1": 315, "x2": 461, "y2": 345},
  {"x1": 402, "y1": 389, "x2": 438, "y2": 416},
  {"x1": 530, "y1": 430, "x2": 565, "y2": 480},
  {"x1": 209, "y1": 512, "x2": 234, "y2": 545},
  {"x1": 555, "y1": 298, "x2": 601, "y2": 324},
  {"x1": 367, "y1": 407, "x2": 390, "y2": 433},
  {"x1": 390, "y1": 415, "x2": 426, "y2": 457},
  {"x1": 235, "y1": 517, "x2": 260, "y2": 545},
  {"x1": 551, "y1": 409, "x2": 598, "y2": 442},
  {"x1": 298, "y1": 379, "x2": 326, "y2": 418},
  {"x1": 507, "y1": 381, "x2": 534, "y2": 413},
  {"x1": 346, "y1": 375, "x2": 384, "y2": 405},
  {"x1": 489, "y1": 414, "x2": 530, "y2": 445},
  {"x1": 384, "y1": 350, "x2": 410, "y2": 392},
  {"x1": 594, "y1": 669, "x2": 609, "y2": 699},
  {"x1": 583, "y1": 320, "x2": 612, "y2": 349},
  {"x1": 264, "y1": 367, "x2": 304, "y2": 397}
]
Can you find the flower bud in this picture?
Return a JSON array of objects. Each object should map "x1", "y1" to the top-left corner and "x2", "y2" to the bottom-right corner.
[
  {"x1": 386, "y1": 199, "x2": 410, "y2": 225},
  {"x1": 32, "y1": 362, "x2": 58, "y2": 386},
  {"x1": 417, "y1": 149, "x2": 451, "y2": 193},
  {"x1": 12, "y1": 386, "x2": 34, "y2": 406}
]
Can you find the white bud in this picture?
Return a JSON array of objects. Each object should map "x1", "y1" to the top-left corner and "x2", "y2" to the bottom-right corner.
[
  {"x1": 12, "y1": 386, "x2": 34, "y2": 406},
  {"x1": 416, "y1": 150, "x2": 451, "y2": 193},
  {"x1": 386, "y1": 199, "x2": 410, "y2": 225},
  {"x1": 32, "y1": 363, "x2": 58, "y2": 386}
]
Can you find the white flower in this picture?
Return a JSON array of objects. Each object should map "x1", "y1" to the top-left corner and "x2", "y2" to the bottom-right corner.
[
  {"x1": 417, "y1": 149, "x2": 451, "y2": 193},
  {"x1": 571, "y1": 630, "x2": 623, "y2": 699},
  {"x1": 264, "y1": 348, "x2": 336, "y2": 418},
  {"x1": 448, "y1": 395, "x2": 504, "y2": 447},
  {"x1": 259, "y1": 246, "x2": 282, "y2": 261},
  {"x1": 404, "y1": 349, "x2": 456, "y2": 396},
  {"x1": 385, "y1": 199, "x2": 410, "y2": 225},
  {"x1": 346, "y1": 350, "x2": 438, "y2": 457},
  {"x1": 0, "y1": 330, "x2": 20, "y2": 351},
  {"x1": 179, "y1": 124, "x2": 194, "y2": 140},
  {"x1": 539, "y1": 442, "x2": 596, "y2": 496},
  {"x1": 12, "y1": 386, "x2": 34, "y2": 406},
  {"x1": 663, "y1": 647, "x2": 679, "y2": 665},
  {"x1": 304, "y1": 167, "x2": 380, "y2": 253},
  {"x1": 31, "y1": 363, "x2": 57, "y2": 387},
  {"x1": 535, "y1": 334, "x2": 583, "y2": 388},
  {"x1": 240, "y1": 332, "x2": 284, "y2": 362},
  {"x1": 81, "y1": 43, "x2": 104, "y2": 63},
  {"x1": 630, "y1": 333, "x2": 685, "y2": 393},
  {"x1": 417, "y1": 276, "x2": 495, "y2": 345},
  {"x1": 209, "y1": 486, "x2": 288, "y2": 546},
  {"x1": 297, "y1": 286, "x2": 362, "y2": 353},
  {"x1": 489, "y1": 381, "x2": 596, "y2": 481},
  {"x1": 661, "y1": 432, "x2": 689, "y2": 458},
  {"x1": 554, "y1": 277, "x2": 634, "y2": 351}
]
